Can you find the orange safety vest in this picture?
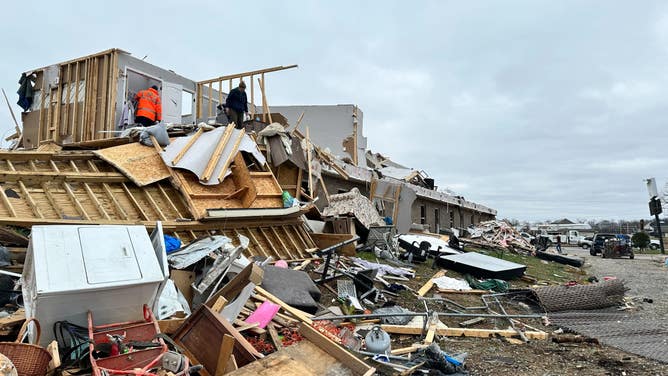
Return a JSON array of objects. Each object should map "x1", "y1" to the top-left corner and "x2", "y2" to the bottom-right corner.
[{"x1": 135, "y1": 88, "x2": 162, "y2": 122}]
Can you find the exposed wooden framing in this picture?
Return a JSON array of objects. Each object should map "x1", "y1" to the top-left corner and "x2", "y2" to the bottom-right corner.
[
  {"x1": 121, "y1": 183, "x2": 150, "y2": 221},
  {"x1": 228, "y1": 79, "x2": 232, "y2": 92},
  {"x1": 281, "y1": 225, "x2": 301, "y2": 253},
  {"x1": 392, "y1": 184, "x2": 402, "y2": 224},
  {"x1": 292, "y1": 224, "x2": 310, "y2": 249},
  {"x1": 270, "y1": 226, "x2": 295, "y2": 260},
  {"x1": 215, "y1": 130, "x2": 245, "y2": 183},
  {"x1": 208, "y1": 83, "x2": 213, "y2": 118},
  {"x1": 4, "y1": 161, "x2": 39, "y2": 219},
  {"x1": 237, "y1": 228, "x2": 269, "y2": 258},
  {"x1": 87, "y1": 160, "x2": 128, "y2": 220},
  {"x1": 157, "y1": 183, "x2": 184, "y2": 218},
  {"x1": 296, "y1": 224, "x2": 317, "y2": 249},
  {"x1": 89, "y1": 57, "x2": 99, "y2": 141},
  {"x1": 72, "y1": 61, "x2": 80, "y2": 141},
  {"x1": 258, "y1": 227, "x2": 282, "y2": 258},
  {"x1": 63, "y1": 182, "x2": 90, "y2": 220},
  {"x1": 68, "y1": 160, "x2": 109, "y2": 219},
  {"x1": 109, "y1": 52, "x2": 119, "y2": 135},
  {"x1": 52, "y1": 67, "x2": 63, "y2": 143},
  {"x1": 81, "y1": 58, "x2": 90, "y2": 142},
  {"x1": 202, "y1": 125, "x2": 235, "y2": 182},
  {"x1": 198, "y1": 65, "x2": 298, "y2": 86},
  {"x1": 64, "y1": 64, "x2": 71, "y2": 136},
  {"x1": 143, "y1": 190, "x2": 168, "y2": 221},
  {"x1": 0, "y1": 184, "x2": 17, "y2": 217},
  {"x1": 0, "y1": 171, "x2": 126, "y2": 183}
]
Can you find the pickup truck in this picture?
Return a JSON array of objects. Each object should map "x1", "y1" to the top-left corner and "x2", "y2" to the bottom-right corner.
[{"x1": 579, "y1": 236, "x2": 593, "y2": 249}]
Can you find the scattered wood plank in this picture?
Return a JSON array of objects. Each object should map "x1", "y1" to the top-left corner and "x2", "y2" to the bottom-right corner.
[
  {"x1": 267, "y1": 323, "x2": 283, "y2": 350},
  {"x1": 255, "y1": 286, "x2": 314, "y2": 325},
  {"x1": 215, "y1": 334, "x2": 236, "y2": 376},
  {"x1": 381, "y1": 324, "x2": 548, "y2": 340},
  {"x1": 459, "y1": 317, "x2": 486, "y2": 328},
  {"x1": 417, "y1": 270, "x2": 446, "y2": 297},
  {"x1": 94, "y1": 142, "x2": 170, "y2": 186}
]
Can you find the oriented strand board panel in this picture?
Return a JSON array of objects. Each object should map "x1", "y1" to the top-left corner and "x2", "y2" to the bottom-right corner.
[
  {"x1": 227, "y1": 340, "x2": 353, "y2": 376},
  {"x1": 94, "y1": 143, "x2": 170, "y2": 186}
]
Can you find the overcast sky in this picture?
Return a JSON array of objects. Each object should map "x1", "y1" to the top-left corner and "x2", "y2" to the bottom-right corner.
[{"x1": 1, "y1": 1, "x2": 666, "y2": 222}]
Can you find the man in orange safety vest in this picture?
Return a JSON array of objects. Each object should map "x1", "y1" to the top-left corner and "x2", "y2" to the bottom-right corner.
[{"x1": 134, "y1": 85, "x2": 162, "y2": 126}]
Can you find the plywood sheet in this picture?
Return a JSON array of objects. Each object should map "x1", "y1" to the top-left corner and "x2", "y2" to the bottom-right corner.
[
  {"x1": 94, "y1": 143, "x2": 170, "y2": 186},
  {"x1": 226, "y1": 340, "x2": 352, "y2": 376}
]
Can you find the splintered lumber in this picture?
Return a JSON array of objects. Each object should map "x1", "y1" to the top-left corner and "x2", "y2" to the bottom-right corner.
[
  {"x1": 267, "y1": 323, "x2": 283, "y2": 350},
  {"x1": 380, "y1": 324, "x2": 548, "y2": 340},
  {"x1": 255, "y1": 286, "x2": 313, "y2": 325},
  {"x1": 216, "y1": 334, "x2": 236, "y2": 376},
  {"x1": 203, "y1": 125, "x2": 235, "y2": 182},
  {"x1": 216, "y1": 129, "x2": 246, "y2": 182},
  {"x1": 417, "y1": 270, "x2": 446, "y2": 297},
  {"x1": 298, "y1": 323, "x2": 374, "y2": 375}
]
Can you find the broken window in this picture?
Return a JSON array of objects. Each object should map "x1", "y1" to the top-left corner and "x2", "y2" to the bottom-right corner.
[
  {"x1": 420, "y1": 205, "x2": 426, "y2": 224},
  {"x1": 434, "y1": 208, "x2": 440, "y2": 233}
]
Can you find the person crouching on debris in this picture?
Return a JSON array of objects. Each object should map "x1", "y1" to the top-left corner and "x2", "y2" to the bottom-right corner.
[
  {"x1": 134, "y1": 85, "x2": 162, "y2": 126},
  {"x1": 556, "y1": 235, "x2": 562, "y2": 254},
  {"x1": 225, "y1": 81, "x2": 248, "y2": 129}
]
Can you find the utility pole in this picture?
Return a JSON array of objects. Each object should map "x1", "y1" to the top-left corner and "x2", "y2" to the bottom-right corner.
[{"x1": 645, "y1": 178, "x2": 665, "y2": 254}]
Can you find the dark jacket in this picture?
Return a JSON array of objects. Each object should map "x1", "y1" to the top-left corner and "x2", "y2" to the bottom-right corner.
[
  {"x1": 17, "y1": 73, "x2": 34, "y2": 111},
  {"x1": 225, "y1": 87, "x2": 248, "y2": 113}
]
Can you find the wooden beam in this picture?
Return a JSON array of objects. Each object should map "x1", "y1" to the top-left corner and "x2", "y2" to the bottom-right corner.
[
  {"x1": 255, "y1": 287, "x2": 313, "y2": 325},
  {"x1": 203, "y1": 125, "x2": 235, "y2": 182},
  {"x1": 172, "y1": 128, "x2": 203, "y2": 165},
  {"x1": 417, "y1": 270, "x2": 446, "y2": 297},
  {"x1": 380, "y1": 325, "x2": 548, "y2": 340},
  {"x1": 298, "y1": 323, "x2": 373, "y2": 375},
  {"x1": 258, "y1": 227, "x2": 282, "y2": 258},
  {"x1": 215, "y1": 334, "x2": 235, "y2": 376},
  {"x1": 198, "y1": 65, "x2": 298, "y2": 86},
  {"x1": 270, "y1": 226, "x2": 296, "y2": 260},
  {"x1": 305, "y1": 127, "x2": 313, "y2": 197},
  {"x1": 0, "y1": 170, "x2": 127, "y2": 183},
  {"x1": 63, "y1": 182, "x2": 90, "y2": 220},
  {"x1": 69, "y1": 160, "x2": 110, "y2": 220},
  {"x1": 0, "y1": 184, "x2": 17, "y2": 217},
  {"x1": 121, "y1": 183, "x2": 150, "y2": 221},
  {"x1": 267, "y1": 324, "x2": 282, "y2": 350},
  {"x1": 87, "y1": 160, "x2": 128, "y2": 220},
  {"x1": 216, "y1": 130, "x2": 245, "y2": 183}
]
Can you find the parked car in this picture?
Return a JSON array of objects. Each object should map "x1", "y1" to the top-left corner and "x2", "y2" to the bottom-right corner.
[
  {"x1": 579, "y1": 236, "x2": 593, "y2": 249},
  {"x1": 590, "y1": 233, "x2": 616, "y2": 256},
  {"x1": 650, "y1": 239, "x2": 661, "y2": 250}
]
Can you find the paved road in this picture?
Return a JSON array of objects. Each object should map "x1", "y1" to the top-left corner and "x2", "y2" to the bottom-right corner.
[{"x1": 561, "y1": 245, "x2": 668, "y2": 318}]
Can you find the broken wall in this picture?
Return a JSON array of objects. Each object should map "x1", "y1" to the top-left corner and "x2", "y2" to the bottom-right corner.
[{"x1": 267, "y1": 105, "x2": 367, "y2": 167}]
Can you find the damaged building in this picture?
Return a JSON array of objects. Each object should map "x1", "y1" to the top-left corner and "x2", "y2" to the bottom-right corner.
[
  {"x1": 271, "y1": 105, "x2": 497, "y2": 234},
  {"x1": 0, "y1": 48, "x2": 508, "y2": 375}
]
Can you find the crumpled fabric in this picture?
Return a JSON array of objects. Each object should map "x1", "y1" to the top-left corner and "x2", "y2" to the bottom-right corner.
[
  {"x1": 374, "y1": 305, "x2": 413, "y2": 325},
  {"x1": 432, "y1": 276, "x2": 471, "y2": 291},
  {"x1": 350, "y1": 257, "x2": 413, "y2": 277},
  {"x1": 139, "y1": 124, "x2": 170, "y2": 147}
]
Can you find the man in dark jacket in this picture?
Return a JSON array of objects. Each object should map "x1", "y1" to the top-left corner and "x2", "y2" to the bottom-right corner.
[{"x1": 225, "y1": 81, "x2": 248, "y2": 129}]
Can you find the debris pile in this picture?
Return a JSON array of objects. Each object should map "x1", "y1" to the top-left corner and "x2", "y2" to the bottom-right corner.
[{"x1": 464, "y1": 220, "x2": 535, "y2": 253}]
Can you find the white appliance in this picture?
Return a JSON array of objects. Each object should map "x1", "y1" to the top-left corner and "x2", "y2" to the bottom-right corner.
[{"x1": 22, "y1": 225, "x2": 167, "y2": 347}]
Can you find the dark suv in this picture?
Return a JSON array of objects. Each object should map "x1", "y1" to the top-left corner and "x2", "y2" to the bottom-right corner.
[{"x1": 590, "y1": 233, "x2": 616, "y2": 256}]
